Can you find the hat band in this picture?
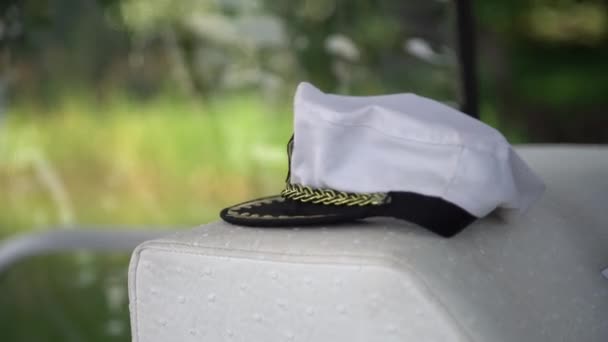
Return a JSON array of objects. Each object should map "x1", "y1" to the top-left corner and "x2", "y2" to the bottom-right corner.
[{"x1": 281, "y1": 183, "x2": 388, "y2": 206}]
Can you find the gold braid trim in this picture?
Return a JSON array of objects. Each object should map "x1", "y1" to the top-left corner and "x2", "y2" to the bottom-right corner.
[{"x1": 281, "y1": 183, "x2": 387, "y2": 206}]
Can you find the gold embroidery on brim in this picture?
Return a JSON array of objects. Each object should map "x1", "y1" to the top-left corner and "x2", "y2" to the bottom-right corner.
[{"x1": 281, "y1": 183, "x2": 387, "y2": 206}]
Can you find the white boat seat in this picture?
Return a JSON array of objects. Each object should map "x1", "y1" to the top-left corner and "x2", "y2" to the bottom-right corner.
[{"x1": 128, "y1": 146, "x2": 608, "y2": 342}]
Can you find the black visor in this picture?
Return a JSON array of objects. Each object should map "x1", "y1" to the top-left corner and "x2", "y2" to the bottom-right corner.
[{"x1": 220, "y1": 189, "x2": 476, "y2": 237}]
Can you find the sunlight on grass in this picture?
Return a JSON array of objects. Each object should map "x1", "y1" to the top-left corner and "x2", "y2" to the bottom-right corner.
[{"x1": 0, "y1": 93, "x2": 293, "y2": 236}]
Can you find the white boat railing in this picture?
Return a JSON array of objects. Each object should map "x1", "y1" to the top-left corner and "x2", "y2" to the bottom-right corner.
[{"x1": 0, "y1": 227, "x2": 178, "y2": 274}]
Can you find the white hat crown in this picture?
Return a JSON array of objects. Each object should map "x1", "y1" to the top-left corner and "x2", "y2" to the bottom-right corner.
[{"x1": 290, "y1": 82, "x2": 545, "y2": 220}]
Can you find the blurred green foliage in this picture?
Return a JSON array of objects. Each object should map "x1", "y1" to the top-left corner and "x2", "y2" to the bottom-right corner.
[
  {"x1": 476, "y1": 0, "x2": 608, "y2": 142},
  {"x1": 4, "y1": 0, "x2": 460, "y2": 100},
  {"x1": 1, "y1": 93, "x2": 291, "y2": 236}
]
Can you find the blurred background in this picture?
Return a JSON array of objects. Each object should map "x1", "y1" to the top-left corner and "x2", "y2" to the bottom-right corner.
[{"x1": 0, "y1": 0, "x2": 606, "y2": 340}]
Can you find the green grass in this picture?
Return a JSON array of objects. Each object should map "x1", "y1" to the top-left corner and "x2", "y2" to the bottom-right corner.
[{"x1": 0, "y1": 93, "x2": 293, "y2": 236}]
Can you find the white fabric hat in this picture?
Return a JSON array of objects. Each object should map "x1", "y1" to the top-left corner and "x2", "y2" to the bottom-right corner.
[
  {"x1": 221, "y1": 82, "x2": 545, "y2": 237},
  {"x1": 291, "y1": 82, "x2": 544, "y2": 220}
]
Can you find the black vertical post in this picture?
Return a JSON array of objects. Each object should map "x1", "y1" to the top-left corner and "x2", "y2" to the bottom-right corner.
[{"x1": 455, "y1": 0, "x2": 479, "y2": 119}]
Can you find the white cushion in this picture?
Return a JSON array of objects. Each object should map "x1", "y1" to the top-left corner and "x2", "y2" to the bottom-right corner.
[{"x1": 129, "y1": 146, "x2": 608, "y2": 342}]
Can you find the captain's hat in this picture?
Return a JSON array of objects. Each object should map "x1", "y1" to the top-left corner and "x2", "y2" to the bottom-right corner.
[{"x1": 220, "y1": 82, "x2": 545, "y2": 237}]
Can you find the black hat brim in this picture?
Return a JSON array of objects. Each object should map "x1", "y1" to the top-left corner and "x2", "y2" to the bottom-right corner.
[
  {"x1": 220, "y1": 195, "x2": 377, "y2": 227},
  {"x1": 220, "y1": 192, "x2": 477, "y2": 237}
]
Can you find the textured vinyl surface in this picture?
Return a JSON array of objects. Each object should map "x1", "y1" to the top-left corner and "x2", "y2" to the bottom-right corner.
[
  {"x1": 130, "y1": 249, "x2": 466, "y2": 342},
  {"x1": 129, "y1": 146, "x2": 608, "y2": 342}
]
